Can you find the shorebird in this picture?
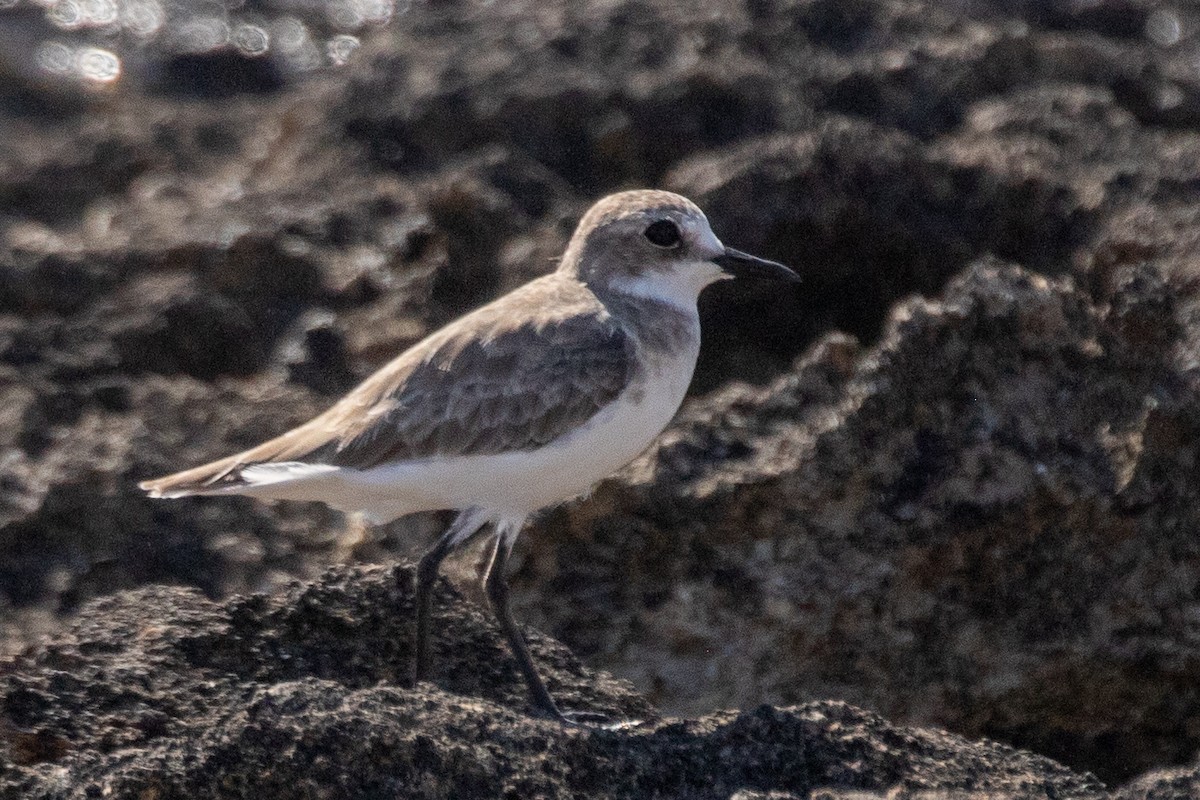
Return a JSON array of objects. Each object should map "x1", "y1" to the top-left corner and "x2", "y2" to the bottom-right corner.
[{"x1": 140, "y1": 189, "x2": 798, "y2": 724}]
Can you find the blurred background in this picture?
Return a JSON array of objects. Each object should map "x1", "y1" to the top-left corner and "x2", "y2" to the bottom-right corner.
[{"x1": 4, "y1": 0, "x2": 1200, "y2": 787}]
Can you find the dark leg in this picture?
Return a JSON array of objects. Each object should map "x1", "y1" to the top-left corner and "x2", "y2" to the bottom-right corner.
[
  {"x1": 414, "y1": 509, "x2": 486, "y2": 685},
  {"x1": 482, "y1": 523, "x2": 563, "y2": 720}
]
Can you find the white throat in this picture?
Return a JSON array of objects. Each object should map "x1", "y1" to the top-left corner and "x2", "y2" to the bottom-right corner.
[{"x1": 609, "y1": 261, "x2": 728, "y2": 312}]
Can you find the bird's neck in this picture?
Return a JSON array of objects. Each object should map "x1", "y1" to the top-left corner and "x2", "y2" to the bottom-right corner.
[{"x1": 592, "y1": 284, "x2": 700, "y2": 360}]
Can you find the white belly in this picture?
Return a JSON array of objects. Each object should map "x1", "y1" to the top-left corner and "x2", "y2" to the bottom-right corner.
[{"x1": 244, "y1": 342, "x2": 699, "y2": 524}]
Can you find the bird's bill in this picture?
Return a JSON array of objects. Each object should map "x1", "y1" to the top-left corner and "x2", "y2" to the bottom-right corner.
[{"x1": 713, "y1": 247, "x2": 800, "y2": 282}]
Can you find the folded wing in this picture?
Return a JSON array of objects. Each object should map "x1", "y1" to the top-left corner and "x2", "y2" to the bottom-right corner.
[{"x1": 139, "y1": 307, "x2": 635, "y2": 497}]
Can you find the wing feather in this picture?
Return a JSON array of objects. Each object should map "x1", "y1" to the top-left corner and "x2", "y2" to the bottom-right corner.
[
  {"x1": 328, "y1": 313, "x2": 634, "y2": 469},
  {"x1": 139, "y1": 295, "x2": 636, "y2": 496}
]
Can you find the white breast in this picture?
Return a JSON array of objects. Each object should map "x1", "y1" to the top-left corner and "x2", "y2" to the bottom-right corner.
[{"x1": 243, "y1": 320, "x2": 701, "y2": 524}]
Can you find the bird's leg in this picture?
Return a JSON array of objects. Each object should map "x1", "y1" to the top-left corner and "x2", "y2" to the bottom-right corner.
[
  {"x1": 413, "y1": 508, "x2": 487, "y2": 685},
  {"x1": 481, "y1": 529, "x2": 642, "y2": 729},
  {"x1": 481, "y1": 523, "x2": 566, "y2": 720},
  {"x1": 481, "y1": 535, "x2": 557, "y2": 718}
]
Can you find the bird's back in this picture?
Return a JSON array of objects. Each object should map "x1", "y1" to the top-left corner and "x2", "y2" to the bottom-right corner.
[{"x1": 139, "y1": 273, "x2": 636, "y2": 500}]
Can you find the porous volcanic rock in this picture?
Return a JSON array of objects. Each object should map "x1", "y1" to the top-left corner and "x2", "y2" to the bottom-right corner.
[
  {"x1": 518, "y1": 259, "x2": 1200, "y2": 785},
  {"x1": 0, "y1": 564, "x2": 1106, "y2": 800},
  {"x1": 1116, "y1": 765, "x2": 1200, "y2": 800},
  {"x1": 4, "y1": 0, "x2": 1200, "y2": 793}
]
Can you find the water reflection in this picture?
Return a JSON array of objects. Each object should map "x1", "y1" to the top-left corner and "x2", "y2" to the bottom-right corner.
[
  {"x1": 121, "y1": 0, "x2": 162, "y2": 37},
  {"x1": 328, "y1": 0, "x2": 394, "y2": 29},
  {"x1": 47, "y1": 0, "x2": 127, "y2": 31},
  {"x1": 231, "y1": 23, "x2": 268, "y2": 56},
  {"x1": 33, "y1": 38, "x2": 73, "y2": 73},
  {"x1": 76, "y1": 44, "x2": 120, "y2": 82},
  {"x1": 173, "y1": 16, "x2": 228, "y2": 53},
  {"x1": 272, "y1": 15, "x2": 322, "y2": 71},
  {"x1": 34, "y1": 39, "x2": 120, "y2": 83},
  {"x1": 2, "y1": 0, "x2": 399, "y2": 90},
  {"x1": 1145, "y1": 8, "x2": 1182, "y2": 48},
  {"x1": 45, "y1": 0, "x2": 83, "y2": 29},
  {"x1": 326, "y1": 32, "x2": 358, "y2": 66}
]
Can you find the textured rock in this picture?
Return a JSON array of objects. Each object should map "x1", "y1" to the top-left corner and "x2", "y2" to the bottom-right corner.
[
  {"x1": 4, "y1": 0, "x2": 1200, "y2": 793},
  {"x1": 519, "y1": 259, "x2": 1200, "y2": 784},
  {"x1": 0, "y1": 565, "x2": 1105, "y2": 800},
  {"x1": 1117, "y1": 765, "x2": 1200, "y2": 800}
]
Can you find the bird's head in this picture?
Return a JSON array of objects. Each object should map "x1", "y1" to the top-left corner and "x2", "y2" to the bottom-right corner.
[{"x1": 562, "y1": 189, "x2": 798, "y2": 306}]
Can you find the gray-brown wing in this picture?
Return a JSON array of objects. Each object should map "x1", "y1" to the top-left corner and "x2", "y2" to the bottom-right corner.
[
  {"x1": 138, "y1": 304, "x2": 635, "y2": 496},
  {"x1": 308, "y1": 313, "x2": 636, "y2": 469}
]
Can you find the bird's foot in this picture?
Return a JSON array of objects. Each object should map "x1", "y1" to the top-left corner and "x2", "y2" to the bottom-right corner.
[{"x1": 541, "y1": 707, "x2": 645, "y2": 730}]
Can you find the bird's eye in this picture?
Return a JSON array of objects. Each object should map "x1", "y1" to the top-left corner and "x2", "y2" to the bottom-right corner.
[{"x1": 644, "y1": 220, "x2": 682, "y2": 248}]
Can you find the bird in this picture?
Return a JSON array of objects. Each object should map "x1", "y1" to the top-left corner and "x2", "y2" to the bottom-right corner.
[{"x1": 139, "y1": 189, "x2": 798, "y2": 725}]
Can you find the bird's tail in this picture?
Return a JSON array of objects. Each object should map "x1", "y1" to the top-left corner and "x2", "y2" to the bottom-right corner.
[
  {"x1": 138, "y1": 453, "x2": 255, "y2": 498},
  {"x1": 140, "y1": 458, "x2": 341, "y2": 498},
  {"x1": 138, "y1": 405, "x2": 345, "y2": 498}
]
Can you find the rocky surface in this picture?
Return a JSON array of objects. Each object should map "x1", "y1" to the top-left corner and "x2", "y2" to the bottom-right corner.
[
  {"x1": 4, "y1": 0, "x2": 1200, "y2": 795},
  {"x1": 0, "y1": 565, "x2": 1107, "y2": 799},
  {"x1": 520, "y1": 257, "x2": 1200, "y2": 785}
]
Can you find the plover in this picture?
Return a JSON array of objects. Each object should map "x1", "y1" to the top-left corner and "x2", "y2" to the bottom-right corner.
[{"x1": 140, "y1": 189, "x2": 798, "y2": 724}]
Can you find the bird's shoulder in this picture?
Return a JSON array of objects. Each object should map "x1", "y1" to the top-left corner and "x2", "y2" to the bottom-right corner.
[{"x1": 261, "y1": 274, "x2": 638, "y2": 469}]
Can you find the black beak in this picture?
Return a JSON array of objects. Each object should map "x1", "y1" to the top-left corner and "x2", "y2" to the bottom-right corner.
[{"x1": 713, "y1": 247, "x2": 800, "y2": 283}]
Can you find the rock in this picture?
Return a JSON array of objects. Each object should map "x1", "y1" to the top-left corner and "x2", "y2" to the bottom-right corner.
[
  {"x1": 0, "y1": 565, "x2": 1105, "y2": 800},
  {"x1": 517, "y1": 259, "x2": 1200, "y2": 785},
  {"x1": 282, "y1": 312, "x2": 359, "y2": 396},
  {"x1": 1116, "y1": 764, "x2": 1200, "y2": 800},
  {"x1": 109, "y1": 273, "x2": 268, "y2": 380},
  {"x1": 3, "y1": 0, "x2": 1200, "y2": 792}
]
